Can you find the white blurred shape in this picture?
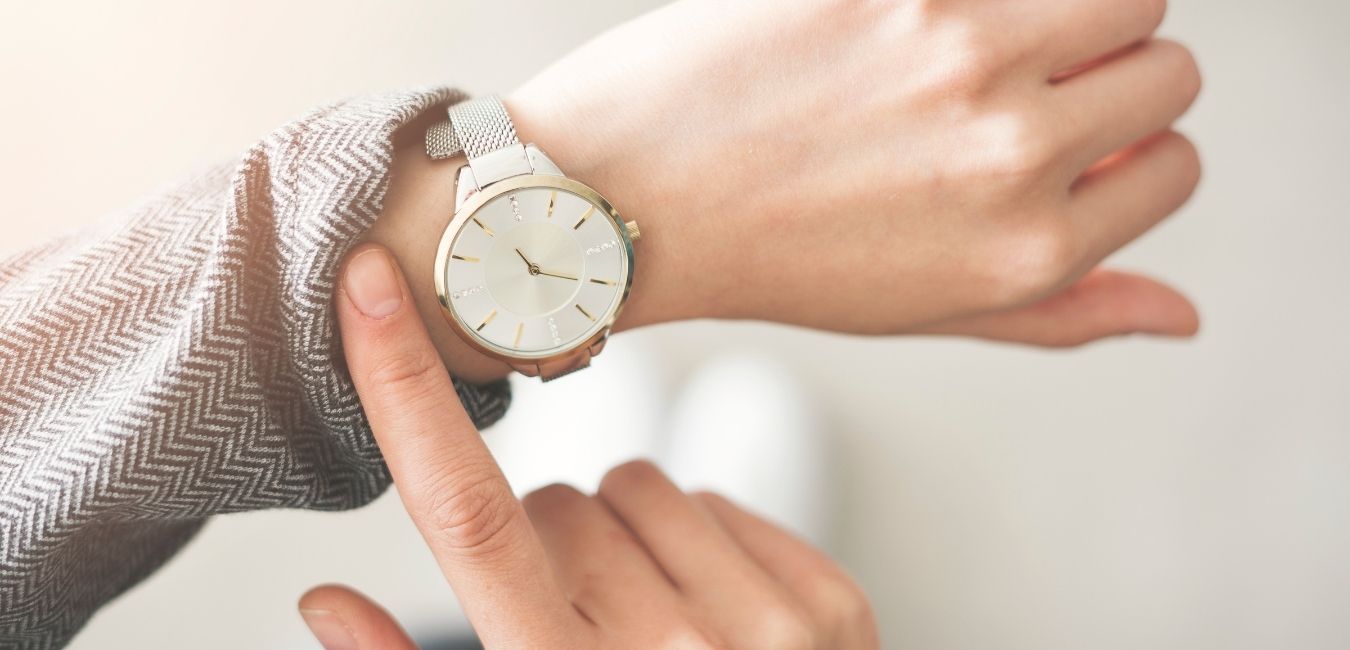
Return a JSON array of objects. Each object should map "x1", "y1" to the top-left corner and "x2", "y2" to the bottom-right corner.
[
  {"x1": 664, "y1": 353, "x2": 832, "y2": 547},
  {"x1": 486, "y1": 331, "x2": 672, "y2": 494}
]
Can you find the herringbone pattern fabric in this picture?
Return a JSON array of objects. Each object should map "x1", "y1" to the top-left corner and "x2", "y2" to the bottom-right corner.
[{"x1": 0, "y1": 87, "x2": 511, "y2": 649}]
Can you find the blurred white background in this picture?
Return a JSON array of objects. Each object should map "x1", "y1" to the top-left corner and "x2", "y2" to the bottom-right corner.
[{"x1": 2, "y1": 1, "x2": 1348, "y2": 648}]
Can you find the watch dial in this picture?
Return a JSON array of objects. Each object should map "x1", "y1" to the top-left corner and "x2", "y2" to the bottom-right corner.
[{"x1": 443, "y1": 186, "x2": 629, "y2": 357}]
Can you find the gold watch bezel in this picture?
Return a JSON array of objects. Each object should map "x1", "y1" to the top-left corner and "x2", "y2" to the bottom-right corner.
[{"x1": 433, "y1": 172, "x2": 635, "y2": 366}]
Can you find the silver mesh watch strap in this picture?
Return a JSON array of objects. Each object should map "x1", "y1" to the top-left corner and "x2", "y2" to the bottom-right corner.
[
  {"x1": 426, "y1": 95, "x2": 517, "y2": 159},
  {"x1": 426, "y1": 95, "x2": 533, "y2": 187}
]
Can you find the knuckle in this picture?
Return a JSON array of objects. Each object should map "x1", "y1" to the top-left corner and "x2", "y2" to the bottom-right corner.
[
  {"x1": 921, "y1": 36, "x2": 1000, "y2": 98},
  {"x1": 689, "y1": 490, "x2": 724, "y2": 507},
  {"x1": 810, "y1": 575, "x2": 871, "y2": 630},
  {"x1": 521, "y1": 482, "x2": 586, "y2": 512},
  {"x1": 417, "y1": 465, "x2": 518, "y2": 555},
  {"x1": 905, "y1": 11, "x2": 1007, "y2": 99},
  {"x1": 852, "y1": 597, "x2": 880, "y2": 642},
  {"x1": 660, "y1": 621, "x2": 724, "y2": 650},
  {"x1": 810, "y1": 575, "x2": 864, "y2": 627},
  {"x1": 828, "y1": 0, "x2": 900, "y2": 13},
  {"x1": 365, "y1": 347, "x2": 444, "y2": 396},
  {"x1": 979, "y1": 113, "x2": 1058, "y2": 178},
  {"x1": 599, "y1": 459, "x2": 666, "y2": 497},
  {"x1": 747, "y1": 604, "x2": 816, "y2": 650}
]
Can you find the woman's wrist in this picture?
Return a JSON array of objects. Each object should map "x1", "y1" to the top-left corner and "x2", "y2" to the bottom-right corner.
[
  {"x1": 505, "y1": 89, "x2": 712, "y2": 333},
  {"x1": 365, "y1": 99, "x2": 700, "y2": 384}
]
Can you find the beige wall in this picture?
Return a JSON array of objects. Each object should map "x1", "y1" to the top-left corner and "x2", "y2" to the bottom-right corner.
[{"x1": 3, "y1": 1, "x2": 1348, "y2": 648}]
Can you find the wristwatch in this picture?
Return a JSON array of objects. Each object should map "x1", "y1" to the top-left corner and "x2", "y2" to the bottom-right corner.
[{"x1": 426, "y1": 95, "x2": 639, "y2": 381}]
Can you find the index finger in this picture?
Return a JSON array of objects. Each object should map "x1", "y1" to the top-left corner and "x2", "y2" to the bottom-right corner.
[{"x1": 334, "y1": 243, "x2": 580, "y2": 647}]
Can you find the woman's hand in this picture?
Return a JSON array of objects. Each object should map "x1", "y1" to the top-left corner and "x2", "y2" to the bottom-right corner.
[
  {"x1": 299, "y1": 243, "x2": 878, "y2": 648},
  {"x1": 508, "y1": 0, "x2": 1202, "y2": 344}
]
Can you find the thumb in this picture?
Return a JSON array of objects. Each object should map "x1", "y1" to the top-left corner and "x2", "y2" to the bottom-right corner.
[
  {"x1": 299, "y1": 584, "x2": 417, "y2": 650},
  {"x1": 919, "y1": 268, "x2": 1201, "y2": 347}
]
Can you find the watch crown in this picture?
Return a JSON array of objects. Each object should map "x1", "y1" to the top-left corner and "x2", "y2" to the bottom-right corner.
[{"x1": 625, "y1": 220, "x2": 641, "y2": 242}]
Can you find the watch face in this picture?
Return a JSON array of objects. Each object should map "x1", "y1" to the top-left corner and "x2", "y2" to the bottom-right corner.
[{"x1": 439, "y1": 178, "x2": 631, "y2": 360}]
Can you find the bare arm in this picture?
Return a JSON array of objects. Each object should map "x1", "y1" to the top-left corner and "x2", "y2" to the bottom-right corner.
[{"x1": 370, "y1": 0, "x2": 1201, "y2": 382}]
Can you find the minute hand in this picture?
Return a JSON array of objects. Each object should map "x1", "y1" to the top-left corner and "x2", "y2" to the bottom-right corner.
[{"x1": 536, "y1": 269, "x2": 578, "y2": 281}]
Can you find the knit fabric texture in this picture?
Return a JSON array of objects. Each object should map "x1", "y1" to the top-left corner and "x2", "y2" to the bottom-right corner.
[{"x1": 0, "y1": 87, "x2": 511, "y2": 649}]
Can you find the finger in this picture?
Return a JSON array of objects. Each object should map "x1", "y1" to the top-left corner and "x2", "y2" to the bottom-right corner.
[
  {"x1": 1052, "y1": 39, "x2": 1202, "y2": 172},
  {"x1": 598, "y1": 460, "x2": 813, "y2": 647},
  {"x1": 298, "y1": 584, "x2": 417, "y2": 650},
  {"x1": 335, "y1": 243, "x2": 578, "y2": 646},
  {"x1": 694, "y1": 493, "x2": 880, "y2": 650},
  {"x1": 1040, "y1": 0, "x2": 1168, "y2": 76},
  {"x1": 597, "y1": 460, "x2": 758, "y2": 591},
  {"x1": 917, "y1": 268, "x2": 1199, "y2": 346},
  {"x1": 522, "y1": 484, "x2": 681, "y2": 627},
  {"x1": 1070, "y1": 130, "x2": 1201, "y2": 264}
]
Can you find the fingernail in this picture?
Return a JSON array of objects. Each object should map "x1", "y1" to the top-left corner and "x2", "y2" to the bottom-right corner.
[
  {"x1": 344, "y1": 247, "x2": 403, "y2": 318},
  {"x1": 300, "y1": 609, "x2": 358, "y2": 650}
]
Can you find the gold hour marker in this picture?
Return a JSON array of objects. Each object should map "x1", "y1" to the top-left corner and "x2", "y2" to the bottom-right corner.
[
  {"x1": 575, "y1": 304, "x2": 595, "y2": 322},
  {"x1": 547, "y1": 190, "x2": 556, "y2": 219},
  {"x1": 472, "y1": 217, "x2": 495, "y2": 237},
  {"x1": 477, "y1": 309, "x2": 497, "y2": 332},
  {"x1": 572, "y1": 206, "x2": 595, "y2": 230},
  {"x1": 513, "y1": 322, "x2": 524, "y2": 348},
  {"x1": 589, "y1": 278, "x2": 617, "y2": 286},
  {"x1": 451, "y1": 254, "x2": 480, "y2": 262}
]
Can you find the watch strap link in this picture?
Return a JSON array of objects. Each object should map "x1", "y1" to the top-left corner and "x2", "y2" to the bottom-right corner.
[
  {"x1": 510, "y1": 349, "x2": 594, "y2": 383},
  {"x1": 426, "y1": 95, "x2": 534, "y2": 187},
  {"x1": 426, "y1": 95, "x2": 518, "y2": 160}
]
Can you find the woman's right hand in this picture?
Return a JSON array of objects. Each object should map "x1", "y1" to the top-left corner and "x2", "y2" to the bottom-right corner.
[
  {"x1": 508, "y1": 0, "x2": 1203, "y2": 346},
  {"x1": 299, "y1": 243, "x2": 878, "y2": 649}
]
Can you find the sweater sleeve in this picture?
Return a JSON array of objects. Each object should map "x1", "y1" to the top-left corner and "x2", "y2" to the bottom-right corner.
[{"x1": 0, "y1": 87, "x2": 511, "y2": 649}]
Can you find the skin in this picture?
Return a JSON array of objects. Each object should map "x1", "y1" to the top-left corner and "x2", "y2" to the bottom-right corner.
[
  {"x1": 369, "y1": 0, "x2": 1202, "y2": 383},
  {"x1": 301, "y1": 244, "x2": 879, "y2": 648},
  {"x1": 316, "y1": 0, "x2": 1203, "y2": 644}
]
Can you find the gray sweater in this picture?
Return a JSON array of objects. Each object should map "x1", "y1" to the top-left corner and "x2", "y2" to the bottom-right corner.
[{"x1": 0, "y1": 87, "x2": 511, "y2": 649}]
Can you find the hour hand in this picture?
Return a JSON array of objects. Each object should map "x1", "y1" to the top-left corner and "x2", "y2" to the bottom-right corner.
[{"x1": 514, "y1": 248, "x2": 533, "y2": 267}]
